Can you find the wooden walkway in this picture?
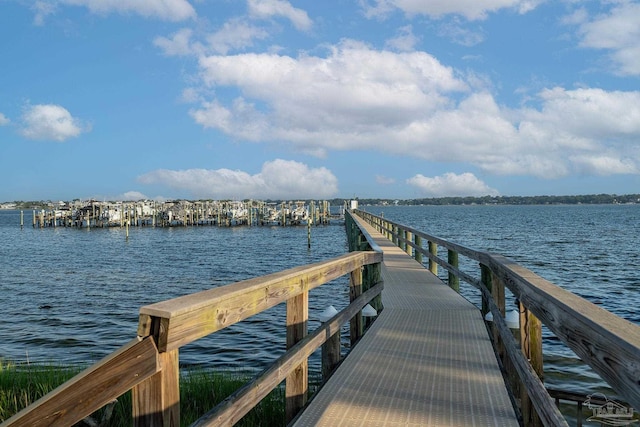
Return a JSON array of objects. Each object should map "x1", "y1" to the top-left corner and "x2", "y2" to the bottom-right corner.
[{"x1": 292, "y1": 215, "x2": 519, "y2": 426}]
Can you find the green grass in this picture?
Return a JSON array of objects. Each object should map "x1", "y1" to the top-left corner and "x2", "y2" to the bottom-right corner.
[{"x1": 0, "y1": 360, "x2": 286, "y2": 426}]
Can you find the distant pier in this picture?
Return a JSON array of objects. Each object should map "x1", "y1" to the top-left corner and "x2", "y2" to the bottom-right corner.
[{"x1": 26, "y1": 199, "x2": 344, "y2": 229}]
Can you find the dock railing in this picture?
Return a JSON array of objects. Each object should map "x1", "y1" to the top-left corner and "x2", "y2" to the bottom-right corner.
[
  {"x1": 355, "y1": 209, "x2": 640, "y2": 427},
  {"x1": 2, "y1": 249, "x2": 383, "y2": 427}
]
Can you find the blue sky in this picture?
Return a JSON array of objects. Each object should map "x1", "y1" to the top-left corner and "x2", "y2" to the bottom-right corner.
[{"x1": 1, "y1": 0, "x2": 639, "y2": 201}]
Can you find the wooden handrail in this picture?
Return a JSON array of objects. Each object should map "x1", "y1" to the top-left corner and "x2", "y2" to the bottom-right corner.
[
  {"x1": 137, "y1": 251, "x2": 381, "y2": 352},
  {"x1": 355, "y1": 209, "x2": 640, "y2": 426},
  {"x1": 2, "y1": 248, "x2": 383, "y2": 427},
  {"x1": 2, "y1": 337, "x2": 160, "y2": 427}
]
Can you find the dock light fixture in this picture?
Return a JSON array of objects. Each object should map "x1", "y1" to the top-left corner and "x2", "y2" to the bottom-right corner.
[
  {"x1": 319, "y1": 305, "x2": 338, "y2": 323},
  {"x1": 505, "y1": 309, "x2": 520, "y2": 329},
  {"x1": 362, "y1": 304, "x2": 377, "y2": 317},
  {"x1": 484, "y1": 309, "x2": 520, "y2": 329}
]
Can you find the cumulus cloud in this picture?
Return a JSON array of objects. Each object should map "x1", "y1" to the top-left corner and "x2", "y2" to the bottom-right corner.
[
  {"x1": 39, "y1": 0, "x2": 196, "y2": 22},
  {"x1": 385, "y1": 25, "x2": 419, "y2": 52},
  {"x1": 137, "y1": 159, "x2": 338, "y2": 199},
  {"x1": 360, "y1": 0, "x2": 542, "y2": 21},
  {"x1": 191, "y1": 40, "x2": 468, "y2": 155},
  {"x1": 154, "y1": 28, "x2": 202, "y2": 57},
  {"x1": 407, "y1": 172, "x2": 499, "y2": 197},
  {"x1": 576, "y1": 2, "x2": 640, "y2": 76},
  {"x1": 247, "y1": 0, "x2": 313, "y2": 31},
  {"x1": 0, "y1": 113, "x2": 9, "y2": 126},
  {"x1": 206, "y1": 19, "x2": 270, "y2": 55},
  {"x1": 183, "y1": 37, "x2": 640, "y2": 179},
  {"x1": 20, "y1": 104, "x2": 88, "y2": 141}
]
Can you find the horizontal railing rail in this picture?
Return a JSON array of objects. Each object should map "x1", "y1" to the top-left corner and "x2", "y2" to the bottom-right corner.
[
  {"x1": 2, "y1": 249, "x2": 383, "y2": 427},
  {"x1": 355, "y1": 209, "x2": 640, "y2": 427}
]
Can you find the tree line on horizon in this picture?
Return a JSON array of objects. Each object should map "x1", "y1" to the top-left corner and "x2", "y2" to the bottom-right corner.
[
  {"x1": 347, "y1": 193, "x2": 640, "y2": 206},
  {"x1": 4, "y1": 193, "x2": 640, "y2": 210}
]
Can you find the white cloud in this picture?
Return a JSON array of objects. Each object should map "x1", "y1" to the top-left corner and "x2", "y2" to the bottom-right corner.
[
  {"x1": 119, "y1": 191, "x2": 148, "y2": 201},
  {"x1": 185, "y1": 41, "x2": 640, "y2": 181},
  {"x1": 385, "y1": 25, "x2": 419, "y2": 52},
  {"x1": 206, "y1": 19, "x2": 270, "y2": 55},
  {"x1": 0, "y1": 113, "x2": 9, "y2": 126},
  {"x1": 437, "y1": 20, "x2": 485, "y2": 46},
  {"x1": 576, "y1": 2, "x2": 640, "y2": 76},
  {"x1": 192, "y1": 40, "x2": 467, "y2": 153},
  {"x1": 32, "y1": 1, "x2": 57, "y2": 25},
  {"x1": 376, "y1": 175, "x2": 396, "y2": 185},
  {"x1": 247, "y1": 0, "x2": 313, "y2": 31},
  {"x1": 59, "y1": 0, "x2": 195, "y2": 21},
  {"x1": 360, "y1": 0, "x2": 542, "y2": 21},
  {"x1": 407, "y1": 172, "x2": 499, "y2": 197},
  {"x1": 20, "y1": 104, "x2": 88, "y2": 141},
  {"x1": 137, "y1": 159, "x2": 338, "y2": 199},
  {"x1": 154, "y1": 28, "x2": 202, "y2": 56}
]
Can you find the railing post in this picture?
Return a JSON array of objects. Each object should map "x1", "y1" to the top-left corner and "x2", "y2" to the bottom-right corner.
[
  {"x1": 520, "y1": 302, "x2": 544, "y2": 427},
  {"x1": 405, "y1": 230, "x2": 413, "y2": 256},
  {"x1": 392, "y1": 224, "x2": 398, "y2": 245},
  {"x1": 132, "y1": 348, "x2": 180, "y2": 427},
  {"x1": 286, "y1": 291, "x2": 308, "y2": 422},
  {"x1": 448, "y1": 250, "x2": 459, "y2": 292},
  {"x1": 350, "y1": 266, "x2": 364, "y2": 345},
  {"x1": 415, "y1": 235, "x2": 423, "y2": 264},
  {"x1": 428, "y1": 241, "x2": 438, "y2": 275}
]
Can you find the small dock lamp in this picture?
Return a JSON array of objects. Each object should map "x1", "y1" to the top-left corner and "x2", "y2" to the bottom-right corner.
[{"x1": 318, "y1": 305, "x2": 340, "y2": 381}]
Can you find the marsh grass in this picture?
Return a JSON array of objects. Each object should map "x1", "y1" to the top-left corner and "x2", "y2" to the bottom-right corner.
[{"x1": 0, "y1": 360, "x2": 287, "y2": 426}]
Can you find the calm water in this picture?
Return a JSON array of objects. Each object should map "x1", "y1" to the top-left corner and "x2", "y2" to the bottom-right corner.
[
  {"x1": 0, "y1": 210, "x2": 350, "y2": 374},
  {"x1": 2, "y1": 204, "x2": 639, "y2": 400}
]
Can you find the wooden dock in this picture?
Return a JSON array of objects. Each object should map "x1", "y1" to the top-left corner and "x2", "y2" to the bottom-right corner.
[{"x1": 292, "y1": 214, "x2": 519, "y2": 426}]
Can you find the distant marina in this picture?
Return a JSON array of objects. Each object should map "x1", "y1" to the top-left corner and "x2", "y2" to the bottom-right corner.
[{"x1": 19, "y1": 199, "x2": 345, "y2": 228}]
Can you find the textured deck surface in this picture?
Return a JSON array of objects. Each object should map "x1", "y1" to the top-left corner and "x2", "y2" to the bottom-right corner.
[{"x1": 292, "y1": 215, "x2": 519, "y2": 426}]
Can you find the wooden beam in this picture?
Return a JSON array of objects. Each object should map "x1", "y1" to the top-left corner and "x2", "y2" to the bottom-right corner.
[
  {"x1": 286, "y1": 291, "x2": 309, "y2": 422},
  {"x1": 132, "y1": 349, "x2": 180, "y2": 427},
  {"x1": 488, "y1": 254, "x2": 640, "y2": 412},
  {"x1": 3, "y1": 337, "x2": 159, "y2": 427},
  {"x1": 138, "y1": 251, "x2": 381, "y2": 352}
]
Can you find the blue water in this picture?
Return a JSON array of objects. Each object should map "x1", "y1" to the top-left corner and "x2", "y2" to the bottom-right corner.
[
  {"x1": 0, "y1": 211, "x2": 350, "y2": 374},
  {"x1": 2, "y1": 204, "x2": 639, "y2": 402}
]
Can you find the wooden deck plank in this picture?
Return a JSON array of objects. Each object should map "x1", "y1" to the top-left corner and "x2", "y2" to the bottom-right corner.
[{"x1": 292, "y1": 215, "x2": 519, "y2": 426}]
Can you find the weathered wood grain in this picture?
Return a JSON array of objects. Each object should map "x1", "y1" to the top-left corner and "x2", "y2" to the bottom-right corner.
[
  {"x1": 487, "y1": 253, "x2": 640, "y2": 412},
  {"x1": 138, "y1": 251, "x2": 381, "y2": 352},
  {"x1": 190, "y1": 282, "x2": 383, "y2": 427},
  {"x1": 132, "y1": 348, "x2": 180, "y2": 427}
]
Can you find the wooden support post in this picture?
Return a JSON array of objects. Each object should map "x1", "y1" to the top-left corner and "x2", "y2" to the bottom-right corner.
[
  {"x1": 428, "y1": 241, "x2": 438, "y2": 275},
  {"x1": 491, "y1": 271, "x2": 506, "y2": 354},
  {"x1": 520, "y1": 302, "x2": 544, "y2": 427},
  {"x1": 350, "y1": 267, "x2": 363, "y2": 345},
  {"x1": 481, "y1": 264, "x2": 491, "y2": 317},
  {"x1": 132, "y1": 349, "x2": 180, "y2": 427},
  {"x1": 405, "y1": 231, "x2": 413, "y2": 256},
  {"x1": 322, "y1": 330, "x2": 340, "y2": 382},
  {"x1": 286, "y1": 292, "x2": 308, "y2": 423},
  {"x1": 415, "y1": 235, "x2": 423, "y2": 264},
  {"x1": 448, "y1": 250, "x2": 459, "y2": 292}
]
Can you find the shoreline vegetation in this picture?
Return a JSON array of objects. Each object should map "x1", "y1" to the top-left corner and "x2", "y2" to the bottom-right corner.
[
  {"x1": 1, "y1": 193, "x2": 640, "y2": 211},
  {"x1": 0, "y1": 359, "x2": 287, "y2": 426}
]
